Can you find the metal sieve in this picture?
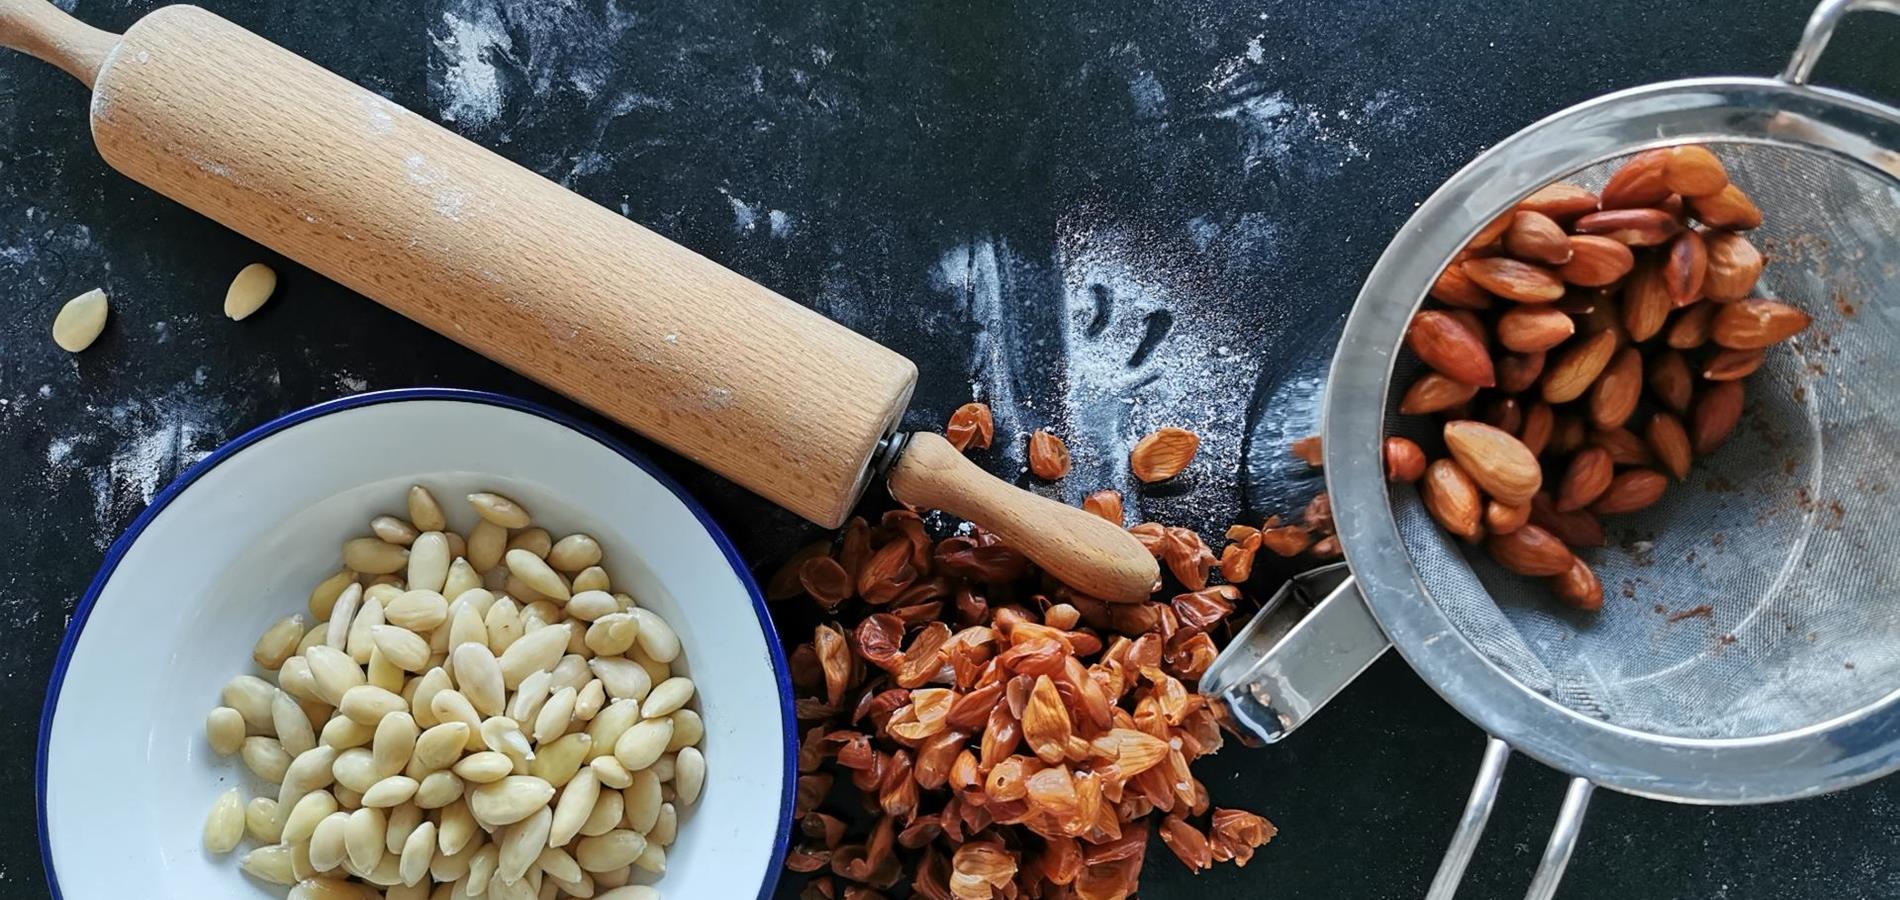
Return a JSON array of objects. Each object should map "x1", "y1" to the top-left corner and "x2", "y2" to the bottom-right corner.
[{"x1": 1202, "y1": 1, "x2": 1900, "y2": 897}]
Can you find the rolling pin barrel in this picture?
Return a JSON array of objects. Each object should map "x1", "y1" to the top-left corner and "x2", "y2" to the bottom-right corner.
[{"x1": 84, "y1": 5, "x2": 916, "y2": 528}]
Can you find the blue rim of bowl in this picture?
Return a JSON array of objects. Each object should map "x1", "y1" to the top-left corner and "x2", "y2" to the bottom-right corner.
[{"x1": 36, "y1": 387, "x2": 797, "y2": 899}]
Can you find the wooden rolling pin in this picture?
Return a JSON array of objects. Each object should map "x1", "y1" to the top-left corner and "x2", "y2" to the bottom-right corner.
[{"x1": 1, "y1": 0, "x2": 1159, "y2": 601}]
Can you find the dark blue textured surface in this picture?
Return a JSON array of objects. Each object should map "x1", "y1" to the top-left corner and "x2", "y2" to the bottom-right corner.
[{"x1": 4, "y1": 1, "x2": 1899, "y2": 897}]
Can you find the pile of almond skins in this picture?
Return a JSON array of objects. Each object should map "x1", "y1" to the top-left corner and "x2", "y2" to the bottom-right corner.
[
  {"x1": 1397, "y1": 144, "x2": 1812, "y2": 609},
  {"x1": 775, "y1": 404, "x2": 1276, "y2": 900}
]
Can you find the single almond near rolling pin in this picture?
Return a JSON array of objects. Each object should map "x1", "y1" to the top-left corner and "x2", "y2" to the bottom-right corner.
[
  {"x1": 1711, "y1": 299, "x2": 1813, "y2": 349},
  {"x1": 225, "y1": 262, "x2": 277, "y2": 320},
  {"x1": 1420, "y1": 459, "x2": 1484, "y2": 541},
  {"x1": 1406, "y1": 311, "x2": 1496, "y2": 386},
  {"x1": 1558, "y1": 236, "x2": 1635, "y2": 287},
  {"x1": 1504, "y1": 211, "x2": 1573, "y2": 264},
  {"x1": 1442, "y1": 420, "x2": 1542, "y2": 506},
  {"x1": 0, "y1": 1, "x2": 1156, "y2": 602},
  {"x1": 1599, "y1": 149, "x2": 1672, "y2": 209},
  {"x1": 1495, "y1": 306, "x2": 1573, "y2": 354},
  {"x1": 1460, "y1": 257, "x2": 1565, "y2": 303},
  {"x1": 1703, "y1": 232, "x2": 1763, "y2": 300}
]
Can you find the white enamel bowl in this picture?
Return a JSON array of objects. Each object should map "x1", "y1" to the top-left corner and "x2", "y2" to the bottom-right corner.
[{"x1": 37, "y1": 389, "x2": 795, "y2": 898}]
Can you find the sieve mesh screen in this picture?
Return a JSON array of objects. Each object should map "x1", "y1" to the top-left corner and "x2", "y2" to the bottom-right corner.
[{"x1": 1390, "y1": 142, "x2": 1900, "y2": 740}]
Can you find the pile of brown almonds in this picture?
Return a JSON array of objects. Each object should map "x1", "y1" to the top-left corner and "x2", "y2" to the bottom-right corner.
[
  {"x1": 1398, "y1": 144, "x2": 1812, "y2": 610},
  {"x1": 776, "y1": 404, "x2": 1274, "y2": 900}
]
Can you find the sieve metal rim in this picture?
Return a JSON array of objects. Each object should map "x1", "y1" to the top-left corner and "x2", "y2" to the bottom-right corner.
[{"x1": 1325, "y1": 74, "x2": 1900, "y2": 805}]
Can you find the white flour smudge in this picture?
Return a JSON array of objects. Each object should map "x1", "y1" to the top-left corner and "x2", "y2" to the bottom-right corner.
[
  {"x1": 362, "y1": 94, "x2": 397, "y2": 136},
  {"x1": 723, "y1": 190, "x2": 760, "y2": 234},
  {"x1": 1128, "y1": 71, "x2": 1168, "y2": 119},
  {"x1": 768, "y1": 210, "x2": 794, "y2": 239},
  {"x1": 932, "y1": 242, "x2": 1030, "y2": 475},
  {"x1": 430, "y1": 0, "x2": 512, "y2": 129}
]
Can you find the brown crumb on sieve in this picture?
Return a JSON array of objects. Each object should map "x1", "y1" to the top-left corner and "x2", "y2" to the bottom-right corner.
[
  {"x1": 1834, "y1": 289, "x2": 1857, "y2": 318},
  {"x1": 1845, "y1": 661, "x2": 1857, "y2": 670},
  {"x1": 1706, "y1": 476, "x2": 1739, "y2": 493},
  {"x1": 1717, "y1": 634, "x2": 1737, "y2": 649},
  {"x1": 1653, "y1": 604, "x2": 1667, "y2": 614},
  {"x1": 1667, "y1": 604, "x2": 1713, "y2": 623}
]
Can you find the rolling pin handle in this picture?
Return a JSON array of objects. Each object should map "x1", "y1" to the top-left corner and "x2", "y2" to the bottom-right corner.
[{"x1": 0, "y1": 0, "x2": 120, "y2": 88}]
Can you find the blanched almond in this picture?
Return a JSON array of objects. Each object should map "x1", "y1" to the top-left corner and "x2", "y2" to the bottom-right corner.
[
  {"x1": 530, "y1": 732, "x2": 595, "y2": 788},
  {"x1": 469, "y1": 775, "x2": 556, "y2": 827},
  {"x1": 535, "y1": 687, "x2": 579, "y2": 744},
  {"x1": 629, "y1": 609, "x2": 681, "y2": 664},
  {"x1": 343, "y1": 537, "x2": 408, "y2": 575},
  {"x1": 207, "y1": 707, "x2": 246, "y2": 755},
  {"x1": 673, "y1": 746, "x2": 705, "y2": 806},
  {"x1": 469, "y1": 520, "x2": 507, "y2": 572},
  {"x1": 339, "y1": 685, "x2": 407, "y2": 725},
  {"x1": 508, "y1": 527, "x2": 553, "y2": 559},
  {"x1": 370, "y1": 625, "x2": 431, "y2": 673},
  {"x1": 613, "y1": 719, "x2": 674, "y2": 772},
  {"x1": 498, "y1": 807, "x2": 554, "y2": 883},
  {"x1": 239, "y1": 844, "x2": 297, "y2": 885},
  {"x1": 51, "y1": 288, "x2": 109, "y2": 353},
  {"x1": 566, "y1": 590, "x2": 619, "y2": 622},
  {"x1": 407, "y1": 485, "x2": 447, "y2": 532},
  {"x1": 575, "y1": 830, "x2": 649, "y2": 873},
  {"x1": 640, "y1": 677, "x2": 695, "y2": 720},
  {"x1": 361, "y1": 775, "x2": 420, "y2": 808},
  {"x1": 468, "y1": 492, "x2": 533, "y2": 529},
  {"x1": 344, "y1": 806, "x2": 386, "y2": 872},
  {"x1": 399, "y1": 820, "x2": 437, "y2": 886},
  {"x1": 254, "y1": 615, "x2": 306, "y2": 670},
  {"x1": 203, "y1": 787, "x2": 245, "y2": 854},
  {"x1": 505, "y1": 548, "x2": 570, "y2": 601},
  {"x1": 242, "y1": 737, "x2": 292, "y2": 783},
  {"x1": 551, "y1": 768, "x2": 602, "y2": 847}
]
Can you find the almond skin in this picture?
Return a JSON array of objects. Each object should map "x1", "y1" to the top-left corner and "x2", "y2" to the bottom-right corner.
[
  {"x1": 1461, "y1": 257, "x2": 1566, "y2": 303},
  {"x1": 1540, "y1": 330, "x2": 1619, "y2": 404},
  {"x1": 1692, "y1": 380, "x2": 1744, "y2": 455},
  {"x1": 1129, "y1": 427, "x2": 1199, "y2": 483},
  {"x1": 1407, "y1": 311, "x2": 1496, "y2": 386},
  {"x1": 1703, "y1": 347, "x2": 1767, "y2": 381},
  {"x1": 1590, "y1": 469, "x2": 1669, "y2": 516},
  {"x1": 1421, "y1": 459, "x2": 1485, "y2": 542},
  {"x1": 1399, "y1": 373, "x2": 1481, "y2": 415},
  {"x1": 1531, "y1": 493, "x2": 1607, "y2": 548},
  {"x1": 1588, "y1": 347, "x2": 1643, "y2": 429},
  {"x1": 1622, "y1": 257, "x2": 1673, "y2": 343},
  {"x1": 1384, "y1": 437, "x2": 1427, "y2": 483},
  {"x1": 1646, "y1": 412, "x2": 1693, "y2": 480},
  {"x1": 1703, "y1": 232, "x2": 1763, "y2": 301},
  {"x1": 1661, "y1": 145, "x2": 1729, "y2": 197},
  {"x1": 1431, "y1": 264, "x2": 1495, "y2": 309},
  {"x1": 1648, "y1": 350, "x2": 1694, "y2": 413},
  {"x1": 1558, "y1": 236, "x2": 1635, "y2": 287},
  {"x1": 1496, "y1": 306, "x2": 1575, "y2": 353},
  {"x1": 1711, "y1": 299, "x2": 1812, "y2": 349},
  {"x1": 1485, "y1": 501, "x2": 1531, "y2": 535},
  {"x1": 1665, "y1": 302, "x2": 1716, "y2": 349},
  {"x1": 1573, "y1": 208, "x2": 1682, "y2": 247},
  {"x1": 1592, "y1": 426, "x2": 1655, "y2": 466},
  {"x1": 1518, "y1": 402, "x2": 1554, "y2": 456},
  {"x1": 1517, "y1": 182, "x2": 1600, "y2": 221},
  {"x1": 1443, "y1": 420, "x2": 1542, "y2": 506},
  {"x1": 1028, "y1": 430, "x2": 1071, "y2": 479},
  {"x1": 1600, "y1": 149, "x2": 1672, "y2": 209},
  {"x1": 1663, "y1": 230, "x2": 1708, "y2": 306},
  {"x1": 1688, "y1": 184, "x2": 1763, "y2": 230},
  {"x1": 1505, "y1": 211, "x2": 1574, "y2": 265},
  {"x1": 1496, "y1": 351, "x2": 1546, "y2": 394},
  {"x1": 1556, "y1": 447, "x2": 1615, "y2": 512},
  {"x1": 1487, "y1": 525, "x2": 1576, "y2": 577},
  {"x1": 1549, "y1": 558, "x2": 1605, "y2": 611}
]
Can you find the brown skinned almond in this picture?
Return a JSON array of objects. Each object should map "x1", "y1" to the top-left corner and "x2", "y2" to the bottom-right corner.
[
  {"x1": 1549, "y1": 413, "x2": 1587, "y2": 455},
  {"x1": 1622, "y1": 258, "x2": 1673, "y2": 343},
  {"x1": 1431, "y1": 263, "x2": 1495, "y2": 309},
  {"x1": 1485, "y1": 501, "x2": 1531, "y2": 535},
  {"x1": 1467, "y1": 212, "x2": 1514, "y2": 251},
  {"x1": 1399, "y1": 373, "x2": 1481, "y2": 415},
  {"x1": 1540, "y1": 330, "x2": 1619, "y2": 403},
  {"x1": 1487, "y1": 525, "x2": 1576, "y2": 577},
  {"x1": 1573, "y1": 291, "x2": 1626, "y2": 342},
  {"x1": 1661, "y1": 145, "x2": 1729, "y2": 197},
  {"x1": 1517, "y1": 182, "x2": 1601, "y2": 221},
  {"x1": 1406, "y1": 311, "x2": 1496, "y2": 386},
  {"x1": 1557, "y1": 236, "x2": 1635, "y2": 287},
  {"x1": 1665, "y1": 302, "x2": 1716, "y2": 349},
  {"x1": 1600, "y1": 149, "x2": 1672, "y2": 209},
  {"x1": 1646, "y1": 412, "x2": 1693, "y2": 480},
  {"x1": 1442, "y1": 420, "x2": 1542, "y2": 506},
  {"x1": 1461, "y1": 258, "x2": 1566, "y2": 303},
  {"x1": 1711, "y1": 299, "x2": 1812, "y2": 349},
  {"x1": 1664, "y1": 229, "x2": 1708, "y2": 306},
  {"x1": 1588, "y1": 348, "x2": 1643, "y2": 429},
  {"x1": 1421, "y1": 459, "x2": 1485, "y2": 542},
  {"x1": 1573, "y1": 208, "x2": 1682, "y2": 247},
  {"x1": 1648, "y1": 350, "x2": 1693, "y2": 413},
  {"x1": 1549, "y1": 558, "x2": 1604, "y2": 611},
  {"x1": 1555, "y1": 447, "x2": 1615, "y2": 512},
  {"x1": 1703, "y1": 347, "x2": 1767, "y2": 381},
  {"x1": 1692, "y1": 380, "x2": 1744, "y2": 454},
  {"x1": 1496, "y1": 351, "x2": 1546, "y2": 394},
  {"x1": 1384, "y1": 437, "x2": 1426, "y2": 483},
  {"x1": 1590, "y1": 469, "x2": 1669, "y2": 516},
  {"x1": 1482, "y1": 397, "x2": 1523, "y2": 435},
  {"x1": 1703, "y1": 232, "x2": 1763, "y2": 301},
  {"x1": 1531, "y1": 493, "x2": 1606, "y2": 549},
  {"x1": 1687, "y1": 184, "x2": 1763, "y2": 229},
  {"x1": 1518, "y1": 402, "x2": 1554, "y2": 456},
  {"x1": 1496, "y1": 306, "x2": 1575, "y2": 353},
  {"x1": 1592, "y1": 426, "x2": 1654, "y2": 466},
  {"x1": 1505, "y1": 211, "x2": 1574, "y2": 265}
]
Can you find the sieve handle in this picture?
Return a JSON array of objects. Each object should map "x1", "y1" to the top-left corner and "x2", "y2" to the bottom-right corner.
[
  {"x1": 1428, "y1": 738, "x2": 1597, "y2": 900},
  {"x1": 1783, "y1": 0, "x2": 1900, "y2": 84}
]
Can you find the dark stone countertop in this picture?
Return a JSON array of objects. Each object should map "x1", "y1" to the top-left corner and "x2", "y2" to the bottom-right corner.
[{"x1": 4, "y1": 0, "x2": 1899, "y2": 897}]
